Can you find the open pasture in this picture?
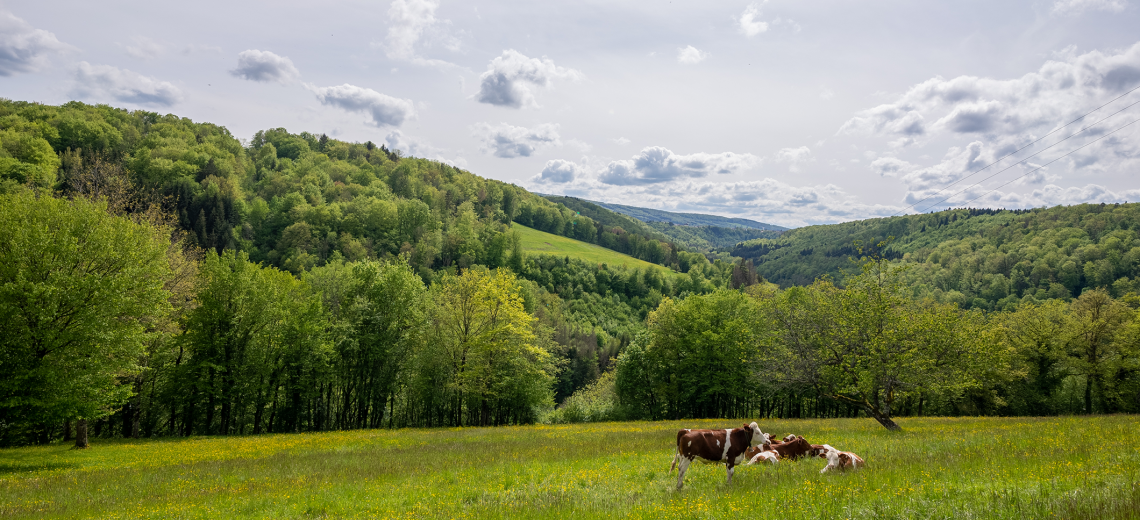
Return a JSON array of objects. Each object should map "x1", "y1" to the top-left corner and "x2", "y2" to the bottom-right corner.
[
  {"x1": 1, "y1": 416, "x2": 1138, "y2": 519},
  {"x1": 513, "y1": 223, "x2": 678, "y2": 276}
]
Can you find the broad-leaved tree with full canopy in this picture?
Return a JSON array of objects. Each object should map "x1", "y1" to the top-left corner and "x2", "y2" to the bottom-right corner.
[
  {"x1": 762, "y1": 252, "x2": 1004, "y2": 430},
  {"x1": 0, "y1": 190, "x2": 172, "y2": 446}
]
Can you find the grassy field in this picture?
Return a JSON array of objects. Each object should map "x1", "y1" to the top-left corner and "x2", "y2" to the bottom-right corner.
[
  {"x1": 2, "y1": 416, "x2": 1138, "y2": 519},
  {"x1": 513, "y1": 224, "x2": 678, "y2": 276}
]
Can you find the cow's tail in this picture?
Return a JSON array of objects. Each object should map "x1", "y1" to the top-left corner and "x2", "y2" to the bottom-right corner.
[{"x1": 670, "y1": 429, "x2": 686, "y2": 472}]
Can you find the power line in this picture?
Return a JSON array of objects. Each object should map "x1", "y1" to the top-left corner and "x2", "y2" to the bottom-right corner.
[
  {"x1": 911, "y1": 96, "x2": 1140, "y2": 213},
  {"x1": 955, "y1": 117, "x2": 1140, "y2": 209},
  {"x1": 894, "y1": 82, "x2": 1140, "y2": 216}
]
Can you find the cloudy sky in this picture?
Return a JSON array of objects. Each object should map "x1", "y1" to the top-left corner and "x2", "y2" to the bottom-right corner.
[{"x1": 4, "y1": 0, "x2": 1140, "y2": 227}]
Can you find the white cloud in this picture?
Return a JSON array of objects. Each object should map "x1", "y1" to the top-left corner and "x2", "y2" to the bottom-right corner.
[
  {"x1": 842, "y1": 42, "x2": 1140, "y2": 209},
  {"x1": 474, "y1": 50, "x2": 583, "y2": 109},
  {"x1": 1052, "y1": 0, "x2": 1128, "y2": 15},
  {"x1": 598, "y1": 146, "x2": 762, "y2": 185},
  {"x1": 384, "y1": 0, "x2": 460, "y2": 67},
  {"x1": 71, "y1": 62, "x2": 183, "y2": 107},
  {"x1": 612, "y1": 137, "x2": 631, "y2": 146},
  {"x1": 123, "y1": 36, "x2": 163, "y2": 60},
  {"x1": 677, "y1": 45, "x2": 707, "y2": 65},
  {"x1": 533, "y1": 159, "x2": 585, "y2": 184},
  {"x1": 737, "y1": 2, "x2": 769, "y2": 37},
  {"x1": 774, "y1": 146, "x2": 814, "y2": 171},
  {"x1": 0, "y1": 11, "x2": 72, "y2": 76},
  {"x1": 307, "y1": 83, "x2": 415, "y2": 127},
  {"x1": 474, "y1": 122, "x2": 561, "y2": 158},
  {"x1": 820, "y1": 87, "x2": 835, "y2": 100},
  {"x1": 869, "y1": 156, "x2": 917, "y2": 177},
  {"x1": 230, "y1": 50, "x2": 301, "y2": 84}
]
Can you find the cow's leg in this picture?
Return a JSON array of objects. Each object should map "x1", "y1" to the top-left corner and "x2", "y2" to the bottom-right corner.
[
  {"x1": 670, "y1": 451, "x2": 678, "y2": 472},
  {"x1": 725, "y1": 462, "x2": 734, "y2": 485},
  {"x1": 676, "y1": 457, "x2": 691, "y2": 490}
]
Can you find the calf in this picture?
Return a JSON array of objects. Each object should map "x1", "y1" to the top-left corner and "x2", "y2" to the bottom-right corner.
[
  {"x1": 670, "y1": 422, "x2": 766, "y2": 489},
  {"x1": 769, "y1": 436, "x2": 815, "y2": 460},
  {"x1": 744, "y1": 443, "x2": 780, "y2": 465},
  {"x1": 819, "y1": 445, "x2": 865, "y2": 473}
]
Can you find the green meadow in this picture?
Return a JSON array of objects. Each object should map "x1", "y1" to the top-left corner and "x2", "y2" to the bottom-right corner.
[
  {"x1": 514, "y1": 224, "x2": 678, "y2": 276},
  {"x1": 2, "y1": 416, "x2": 1138, "y2": 519}
]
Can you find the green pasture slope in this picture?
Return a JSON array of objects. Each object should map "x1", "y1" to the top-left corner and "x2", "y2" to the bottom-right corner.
[
  {"x1": 513, "y1": 223, "x2": 678, "y2": 276},
  {"x1": 2, "y1": 417, "x2": 1138, "y2": 519}
]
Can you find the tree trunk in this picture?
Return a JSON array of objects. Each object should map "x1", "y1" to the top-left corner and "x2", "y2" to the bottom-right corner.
[
  {"x1": 871, "y1": 413, "x2": 902, "y2": 431},
  {"x1": 1084, "y1": 375, "x2": 1093, "y2": 414},
  {"x1": 74, "y1": 419, "x2": 89, "y2": 449}
]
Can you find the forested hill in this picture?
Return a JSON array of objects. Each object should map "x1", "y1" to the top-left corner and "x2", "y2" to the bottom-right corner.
[
  {"x1": 0, "y1": 99, "x2": 751, "y2": 427},
  {"x1": 588, "y1": 199, "x2": 787, "y2": 230},
  {"x1": 544, "y1": 195, "x2": 782, "y2": 250},
  {"x1": 0, "y1": 99, "x2": 692, "y2": 273},
  {"x1": 733, "y1": 204, "x2": 1140, "y2": 310}
]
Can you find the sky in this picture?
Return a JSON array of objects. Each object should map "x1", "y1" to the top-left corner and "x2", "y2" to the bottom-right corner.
[{"x1": 3, "y1": 0, "x2": 1140, "y2": 228}]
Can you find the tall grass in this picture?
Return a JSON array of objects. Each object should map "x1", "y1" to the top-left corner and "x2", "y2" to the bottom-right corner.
[{"x1": 1, "y1": 416, "x2": 1137, "y2": 519}]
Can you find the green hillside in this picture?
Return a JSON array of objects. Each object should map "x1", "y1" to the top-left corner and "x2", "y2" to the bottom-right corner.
[
  {"x1": 733, "y1": 204, "x2": 1140, "y2": 310},
  {"x1": 542, "y1": 195, "x2": 780, "y2": 250},
  {"x1": 514, "y1": 223, "x2": 677, "y2": 276},
  {"x1": 589, "y1": 199, "x2": 787, "y2": 230}
]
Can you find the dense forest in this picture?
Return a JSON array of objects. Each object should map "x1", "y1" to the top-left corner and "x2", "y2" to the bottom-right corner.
[
  {"x1": 1, "y1": 99, "x2": 1138, "y2": 447},
  {"x1": 734, "y1": 205, "x2": 1140, "y2": 310},
  {"x1": 0, "y1": 99, "x2": 749, "y2": 446}
]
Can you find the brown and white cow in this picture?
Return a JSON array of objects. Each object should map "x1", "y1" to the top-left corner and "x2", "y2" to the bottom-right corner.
[
  {"x1": 670, "y1": 422, "x2": 766, "y2": 489},
  {"x1": 744, "y1": 443, "x2": 780, "y2": 465},
  {"x1": 768, "y1": 436, "x2": 817, "y2": 460},
  {"x1": 819, "y1": 444, "x2": 865, "y2": 473}
]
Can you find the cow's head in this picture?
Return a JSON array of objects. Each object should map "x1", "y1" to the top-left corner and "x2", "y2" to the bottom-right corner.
[
  {"x1": 810, "y1": 444, "x2": 829, "y2": 458},
  {"x1": 784, "y1": 434, "x2": 798, "y2": 442},
  {"x1": 746, "y1": 421, "x2": 767, "y2": 445},
  {"x1": 823, "y1": 445, "x2": 841, "y2": 464}
]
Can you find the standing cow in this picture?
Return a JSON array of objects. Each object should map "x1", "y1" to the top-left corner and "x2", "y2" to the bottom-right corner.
[{"x1": 670, "y1": 421, "x2": 766, "y2": 489}]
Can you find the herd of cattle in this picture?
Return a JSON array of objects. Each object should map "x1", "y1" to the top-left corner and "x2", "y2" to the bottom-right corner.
[{"x1": 670, "y1": 422, "x2": 865, "y2": 489}]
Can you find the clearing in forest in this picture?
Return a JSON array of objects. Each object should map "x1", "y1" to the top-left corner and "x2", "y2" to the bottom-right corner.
[
  {"x1": 513, "y1": 223, "x2": 678, "y2": 276},
  {"x1": 1, "y1": 416, "x2": 1138, "y2": 519}
]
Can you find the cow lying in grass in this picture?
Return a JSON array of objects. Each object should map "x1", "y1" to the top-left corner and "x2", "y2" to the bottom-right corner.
[
  {"x1": 744, "y1": 443, "x2": 780, "y2": 465},
  {"x1": 819, "y1": 444, "x2": 865, "y2": 473},
  {"x1": 670, "y1": 422, "x2": 766, "y2": 489}
]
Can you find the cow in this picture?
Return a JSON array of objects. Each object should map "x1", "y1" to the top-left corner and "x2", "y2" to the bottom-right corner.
[
  {"x1": 819, "y1": 445, "x2": 865, "y2": 473},
  {"x1": 744, "y1": 443, "x2": 780, "y2": 465},
  {"x1": 768, "y1": 436, "x2": 816, "y2": 460},
  {"x1": 782, "y1": 434, "x2": 798, "y2": 442},
  {"x1": 670, "y1": 422, "x2": 766, "y2": 489}
]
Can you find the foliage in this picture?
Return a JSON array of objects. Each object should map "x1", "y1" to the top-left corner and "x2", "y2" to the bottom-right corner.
[
  {"x1": 615, "y1": 290, "x2": 767, "y2": 420},
  {"x1": 734, "y1": 204, "x2": 1140, "y2": 311},
  {"x1": 409, "y1": 267, "x2": 557, "y2": 426},
  {"x1": 0, "y1": 191, "x2": 172, "y2": 444},
  {"x1": 544, "y1": 370, "x2": 620, "y2": 424},
  {"x1": 759, "y1": 254, "x2": 1003, "y2": 430}
]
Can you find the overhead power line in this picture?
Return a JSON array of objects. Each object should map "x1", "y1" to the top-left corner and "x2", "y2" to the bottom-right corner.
[
  {"x1": 894, "y1": 82, "x2": 1140, "y2": 216},
  {"x1": 911, "y1": 96, "x2": 1140, "y2": 213},
  {"x1": 955, "y1": 117, "x2": 1139, "y2": 209}
]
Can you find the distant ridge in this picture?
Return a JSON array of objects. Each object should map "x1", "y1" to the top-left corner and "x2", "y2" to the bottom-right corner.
[{"x1": 586, "y1": 200, "x2": 789, "y2": 231}]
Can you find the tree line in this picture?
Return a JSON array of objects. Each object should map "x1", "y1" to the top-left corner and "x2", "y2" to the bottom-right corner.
[
  {"x1": 734, "y1": 204, "x2": 1140, "y2": 312},
  {"x1": 549, "y1": 248, "x2": 1140, "y2": 429}
]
